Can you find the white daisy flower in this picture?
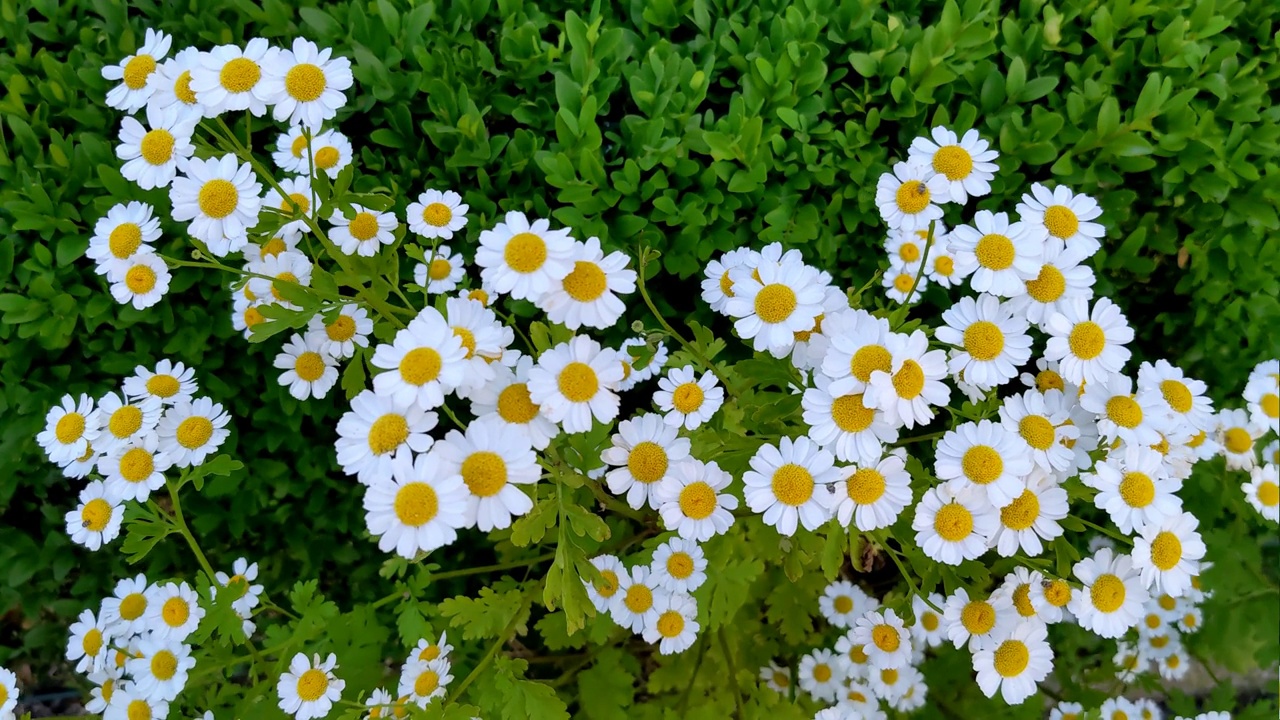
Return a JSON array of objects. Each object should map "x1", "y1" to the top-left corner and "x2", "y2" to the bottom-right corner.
[
  {"x1": 700, "y1": 247, "x2": 756, "y2": 313},
  {"x1": 85, "y1": 666, "x2": 119, "y2": 713},
  {"x1": 116, "y1": 103, "x2": 197, "y2": 190},
  {"x1": 1070, "y1": 548, "x2": 1148, "y2": 638},
  {"x1": 1020, "y1": 357, "x2": 1073, "y2": 395},
  {"x1": 409, "y1": 631, "x2": 454, "y2": 664},
  {"x1": 802, "y1": 372, "x2": 899, "y2": 465},
  {"x1": 190, "y1": 39, "x2": 277, "y2": 117},
  {"x1": 972, "y1": 620, "x2": 1053, "y2": 705},
  {"x1": 1098, "y1": 698, "x2": 1141, "y2": 720},
  {"x1": 642, "y1": 592, "x2": 700, "y2": 655},
  {"x1": 101, "y1": 573, "x2": 152, "y2": 637},
  {"x1": 414, "y1": 245, "x2": 465, "y2": 294},
  {"x1": 398, "y1": 659, "x2": 452, "y2": 708},
  {"x1": 617, "y1": 338, "x2": 669, "y2": 389},
  {"x1": 102, "y1": 28, "x2": 171, "y2": 111},
  {"x1": 1044, "y1": 296, "x2": 1134, "y2": 387},
  {"x1": 1260, "y1": 440, "x2": 1279, "y2": 468},
  {"x1": 1113, "y1": 640, "x2": 1149, "y2": 681},
  {"x1": 127, "y1": 636, "x2": 195, "y2": 702},
  {"x1": 260, "y1": 38, "x2": 352, "y2": 128},
  {"x1": 145, "y1": 581, "x2": 205, "y2": 642},
  {"x1": 997, "y1": 567, "x2": 1050, "y2": 623},
  {"x1": 1217, "y1": 408, "x2": 1265, "y2": 471},
  {"x1": 601, "y1": 413, "x2": 690, "y2": 511},
  {"x1": 1016, "y1": 182, "x2": 1106, "y2": 258},
  {"x1": 758, "y1": 662, "x2": 793, "y2": 694},
  {"x1": 864, "y1": 328, "x2": 950, "y2": 429},
  {"x1": 819, "y1": 581, "x2": 879, "y2": 629},
  {"x1": 468, "y1": 355, "x2": 560, "y2": 451},
  {"x1": 475, "y1": 211, "x2": 575, "y2": 302},
  {"x1": 272, "y1": 125, "x2": 313, "y2": 174},
  {"x1": 935, "y1": 419, "x2": 1033, "y2": 508},
  {"x1": 868, "y1": 664, "x2": 918, "y2": 703},
  {"x1": 989, "y1": 469, "x2": 1068, "y2": 557},
  {"x1": 911, "y1": 593, "x2": 948, "y2": 648},
  {"x1": 261, "y1": 176, "x2": 316, "y2": 237},
  {"x1": 884, "y1": 226, "x2": 936, "y2": 266},
  {"x1": 330, "y1": 204, "x2": 398, "y2": 257},
  {"x1": 155, "y1": 397, "x2": 231, "y2": 468},
  {"x1": 936, "y1": 294, "x2": 1033, "y2": 390},
  {"x1": 539, "y1": 237, "x2": 636, "y2": 330},
  {"x1": 251, "y1": 231, "x2": 301, "y2": 262},
  {"x1": 650, "y1": 538, "x2": 707, "y2": 594},
  {"x1": 584, "y1": 555, "x2": 626, "y2": 614},
  {"x1": 306, "y1": 304, "x2": 372, "y2": 360},
  {"x1": 1157, "y1": 647, "x2": 1191, "y2": 681},
  {"x1": 274, "y1": 333, "x2": 339, "y2": 401},
  {"x1": 883, "y1": 260, "x2": 929, "y2": 304},
  {"x1": 874, "y1": 160, "x2": 949, "y2": 232},
  {"x1": 527, "y1": 335, "x2": 624, "y2": 433},
  {"x1": 1243, "y1": 464, "x2": 1279, "y2": 522},
  {"x1": 743, "y1": 436, "x2": 839, "y2": 536},
  {"x1": 407, "y1": 189, "x2": 469, "y2": 240},
  {"x1": 214, "y1": 557, "x2": 265, "y2": 617},
  {"x1": 912, "y1": 484, "x2": 998, "y2": 565},
  {"x1": 307, "y1": 129, "x2": 353, "y2": 178},
  {"x1": 87, "y1": 201, "x2": 162, "y2": 278},
  {"x1": 65, "y1": 480, "x2": 123, "y2": 551},
  {"x1": 443, "y1": 296, "x2": 507, "y2": 399},
  {"x1": 824, "y1": 450, "x2": 913, "y2": 532},
  {"x1": 37, "y1": 393, "x2": 102, "y2": 465},
  {"x1": 146, "y1": 46, "x2": 203, "y2": 121},
  {"x1": 335, "y1": 390, "x2": 437, "y2": 485},
  {"x1": 169, "y1": 154, "x2": 263, "y2": 253},
  {"x1": 362, "y1": 688, "x2": 395, "y2": 720},
  {"x1": 67, "y1": 608, "x2": 113, "y2": 673},
  {"x1": 652, "y1": 365, "x2": 725, "y2": 430},
  {"x1": 797, "y1": 648, "x2": 846, "y2": 702},
  {"x1": 942, "y1": 587, "x2": 1017, "y2": 651},
  {"x1": 99, "y1": 434, "x2": 172, "y2": 503},
  {"x1": 723, "y1": 252, "x2": 826, "y2": 357},
  {"x1": 610, "y1": 565, "x2": 665, "y2": 633},
  {"x1": 892, "y1": 673, "x2": 928, "y2": 713},
  {"x1": 432, "y1": 416, "x2": 539, "y2": 531},
  {"x1": 852, "y1": 609, "x2": 912, "y2": 670},
  {"x1": 232, "y1": 296, "x2": 267, "y2": 339},
  {"x1": 60, "y1": 439, "x2": 103, "y2": 480},
  {"x1": 837, "y1": 679, "x2": 886, "y2": 718},
  {"x1": 833, "y1": 631, "x2": 875, "y2": 679},
  {"x1": 104, "y1": 689, "x2": 168, "y2": 720},
  {"x1": 1132, "y1": 511, "x2": 1206, "y2": 597},
  {"x1": 123, "y1": 359, "x2": 198, "y2": 407},
  {"x1": 788, "y1": 286, "x2": 851, "y2": 371},
  {"x1": 1244, "y1": 373, "x2": 1280, "y2": 428},
  {"x1": 1008, "y1": 238, "x2": 1096, "y2": 328},
  {"x1": 1086, "y1": 445, "x2": 1181, "y2": 534},
  {"x1": 110, "y1": 253, "x2": 172, "y2": 310},
  {"x1": 277, "y1": 653, "x2": 345, "y2": 720},
  {"x1": 1049, "y1": 702, "x2": 1085, "y2": 720},
  {"x1": 1080, "y1": 373, "x2": 1172, "y2": 448},
  {"x1": 999, "y1": 389, "x2": 1079, "y2": 476},
  {"x1": 1176, "y1": 605, "x2": 1203, "y2": 634},
  {"x1": 949, "y1": 210, "x2": 1045, "y2": 297},
  {"x1": 818, "y1": 309, "x2": 893, "y2": 393},
  {"x1": 1187, "y1": 425, "x2": 1222, "y2": 462},
  {"x1": 370, "y1": 306, "x2": 468, "y2": 411},
  {"x1": 1141, "y1": 627, "x2": 1182, "y2": 660},
  {"x1": 653, "y1": 459, "x2": 739, "y2": 542},
  {"x1": 925, "y1": 239, "x2": 962, "y2": 288},
  {"x1": 907, "y1": 127, "x2": 998, "y2": 203}
]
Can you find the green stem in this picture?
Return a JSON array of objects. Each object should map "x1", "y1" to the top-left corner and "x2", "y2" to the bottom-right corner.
[
  {"x1": 447, "y1": 603, "x2": 525, "y2": 704},
  {"x1": 893, "y1": 430, "x2": 945, "y2": 446},
  {"x1": 897, "y1": 221, "x2": 935, "y2": 312},
  {"x1": 166, "y1": 478, "x2": 216, "y2": 582},
  {"x1": 1073, "y1": 516, "x2": 1133, "y2": 546},
  {"x1": 162, "y1": 254, "x2": 351, "y2": 306},
  {"x1": 676, "y1": 635, "x2": 708, "y2": 714},
  {"x1": 369, "y1": 553, "x2": 558, "y2": 610},
  {"x1": 873, "y1": 530, "x2": 940, "y2": 612},
  {"x1": 635, "y1": 248, "x2": 735, "y2": 396},
  {"x1": 717, "y1": 629, "x2": 745, "y2": 720}
]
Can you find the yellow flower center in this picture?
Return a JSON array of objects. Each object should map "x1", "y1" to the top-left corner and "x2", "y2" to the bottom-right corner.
[
  {"x1": 314, "y1": 146, "x2": 340, "y2": 169},
  {"x1": 174, "y1": 70, "x2": 197, "y2": 104},
  {"x1": 81, "y1": 498, "x2": 113, "y2": 532},
  {"x1": 422, "y1": 202, "x2": 453, "y2": 227},
  {"x1": 993, "y1": 639, "x2": 1030, "y2": 677},
  {"x1": 672, "y1": 382, "x2": 705, "y2": 414},
  {"x1": 1035, "y1": 369, "x2": 1065, "y2": 392},
  {"x1": 1012, "y1": 584, "x2": 1036, "y2": 617},
  {"x1": 1166, "y1": 654, "x2": 1181, "y2": 669},
  {"x1": 872, "y1": 624, "x2": 900, "y2": 652},
  {"x1": 348, "y1": 212, "x2": 380, "y2": 241},
  {"x1": 139, "y1": 129, "x2": 174, "y2": 166},
  {"x1": 413, "y1": 669, "x2": 439, "y2": 697},
  {"x1": 666, "y1": 552, "x2": 694, "y2": 579},
  {"x1": 1019, "y1": 415, "x2": 1056, "y2": 451},
  {"x1": 1043, "y1": 205, "x2": 1079, "y2": 239},
  {"x1": 162, "y1": 596, "x2": 190, "y2": 627},
  {"x1": 82, "y1": 626, "x2": 104, "y2": 657},
  {"x1": 1156, "y1": 380, "x2": 1193, "y2": 414},
  {"x1": 295, "y1": 668, "x2": 330, "y2": 701},
  {"x1": 1260, "y1": 393, "x2": 1279, "y2": 418},
  {"x1": 417, "y1": 645, "x2": 441, "y2": 662},
  {"x1": 108, "y1": 223, "x2": 143, "y2": 259},
  {"x1": 848, "y1": 645, "x2": 869, "y2": 664},
  {"x1": 1001, "y1": 490, "x2": 1040, "y2": 531},
  {"x1": 1106, "y1": 396, "x2": 1143, "y2": 429},
  {"x1": 467, "y1": 288, "x2": 489, "y2": 305},
  {"x1": 1258, "y1": 481, "x2": 1279, "y2": 507},
  {"x1": 123, "y1": 54, "x2": 157, "y2": 89},
  {"x1": 99, "y1": 678, "x2": 114, "y2": 703},
  {"x1": 771, "y1": 463, "x2": 814, "y2": 506},
  {"x1": 150, "y1": 649, "x2": 178, "y2": 680},
  {"x1": 290, "y1": 134, "x2": 310, "y2": 158},
  {"x1": 754, "y1": 284, "x2": 797, "y2": 323},
  {"x1": 280, "y1": 193, "x2": 310, "y2": 216},
  {"x1": 960, "y1": 601, "x2": 995, "y2": 634},
  {"x1": 921, "y1": 612, "x2": 939, "y2": 631},
  {"x1": 145, "y1": 374, "x2": 179, "y2": 398},
  {"x1": 656, "y1": 610, "x2": 685, "y2": 638},
  {"x1": 963, "y1": 320, "x2": 1004, "y2": 361},
  {"x1": 898, "y1": 242, "x2": 921, "y2": 263},
  {"x1": 1157, "y1": 594, "x2": 1177, "y2": 611},
  {"x1": 833, "y1": 595, "x2": 854, "y2": 614},
  {"x1": 892, "y1": 359, "x2": 926, "y2": 399},
  {"x1": 1043, "y1": 580, "x2": 1071, "y2": 607},
  {"x1": 219, "y1": 57, "x2": 261, "y2": 93},
  {"x1": 119, "y1": 592, "x2": 147, "y2": 620},
  {"x1": 595, "y1": 570, "x2": 619, "y2": 598},
  {"x1": 880, "y1": 668, "x2": 899, "y2": 685},
  {"x1": 326, "y1": 315, "x2": 356, "y2": 342},
  {"x1": 1145, "y1": 613, "x2": 1162, "y2": 630},
  {"x1": 452, "y1": 327, "x2": 476, "y2": 359},
  {"x1": 934, "y1": 255, "x2": 955, "y2": 276},
  {"x1": 243, "y1": 306, "x2": 265, "y2": 328},
  {"x1": 557, "y1": 362, "x2": 598, "y2": 402},
  {"x1": 850, "y1": 344, "x2": 892, "y2": 383},
  {"x1": 285, "y1": 63, "x2": 326, "y2": 102},
  {"x1": 563, "y1": 260, "x2": 608, "y2": 302},
  {"x1": 718, "y1": 272, "x2": 735, "y2": 298},
  {"x1": 1150, "y1": 531, "x2": 1183, "y2": 571},
  {"x1": 831, "y1": 393, "x2": 875, "y2": 433},
  {"x1": 895, "y1": 180, "x2": 930, "y2": 213},
  {"x1": 198, "y1": 179, "x2": 239, "y2": 219},
  {"x1": 127, "y1": 698, "x2": 152, "y2": 720},
  {"x1": 812, "y1": 663, "x2": 832, "y2": 683},
  {"x1": 1150, "y1": 635, "x2": 1169, "y2": 649},
  {"x1": 1068, "y1": 321, "x2": 1107, "y2": 360},
  {"x1": 427, "y1": 258, "x2": 453, "y2": 281},
  {"x1": 975, "y1": 234, "x2": 1015, "y2": 270},
  {"x1": 400, "y1": 347, "x2": 443, "y2": 385},
  {"x1": 1119, "y1": 472, "x2": 1155, "y2": 508},
  {"x1": 491, "y1": 383, "x2": 537, "y2": 424},
  {"x1": 624, "y1": 584, "x2": 653, "y2": 613},
  {"x1": 1089, "y1": 574, "x2": 1126, "y2": 613},
  {"x1": 627, "y1": 441, "x2": 668, "y2": 484},
  {"x1": 504, "y1": 232, "x2": 547, "y2": 273},
  {"x1": 393, "y1": 481, "x2": 439, "y2": 527},
  {"x1": 1025, "y1": 263, "x2": 1066, "y2": 302},
  {"x1": 932, "y1": 145, "x2": 974, "y2": 180},
  {"x1": 462, "y1": 451, "x2": 508, "y2": 497},
  {"x1": 367, "y1": 413, "x2": 409, "y2": 455},
  {"x1": 961, "y1": 445, "x2": 1003, "y2": 485},
  {"x1": 126, "y1": 265, "x2": 157, "y2": 294},
  {"x1": 933, "y1": 502, "x2": 974, "y2": 541},
  {"x1": 678, "y1": 481, "x2": 717, "y2": 519},
  {"x1": 1223, "y1": 427, "x2": 1252, "y2": 455},
  {"x1": 55, "y1": 412, "x2": 86, "y2": 444},
  {"x1": 296, "y1": 351, "x2": 330, "y2": 383},
  {"x1": 893, "y1": 273, "x2": 915, "y2": 293},
  {"x1": 846, "y1": 467, "x2": 886, "y2": 504},
  {"x1": 119, "y1": 447, "x2": 154, "y2": 483}
]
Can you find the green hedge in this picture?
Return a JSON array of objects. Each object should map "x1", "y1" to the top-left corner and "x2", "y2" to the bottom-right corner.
[{"x1": 2, "y1": 0, "x2": 1277, "y2": 682}]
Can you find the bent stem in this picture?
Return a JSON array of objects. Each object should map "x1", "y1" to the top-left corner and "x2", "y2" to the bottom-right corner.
[
  {"x1": 166, "y1": 477, "x2": 217, "y2": 583},
  {"x1": 635, "y1": 248, "x2": 734, "y2": 395},
  {"x1": 893, "y1": 220, "x2": 935, "y2": 325}
]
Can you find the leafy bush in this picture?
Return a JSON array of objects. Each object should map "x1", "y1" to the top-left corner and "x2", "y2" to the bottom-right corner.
[{"x1": 1, "y1": 0, "x2": 1278, "y2": 718}]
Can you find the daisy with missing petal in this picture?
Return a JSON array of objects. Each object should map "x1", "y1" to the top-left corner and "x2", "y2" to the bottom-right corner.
[
  {"x1": 123, "y1": 359, "x2": 197, "y2": 407},
  {"x1": 407, "y1": 189, "x2": 469, "y2": 240},
  {"x1": 819, "y1": 581, "x2": 878, "y2": 629},
  {"x1": 399, "y1": 657, "x2": 452, "y2": 707},
  {"x1": 476, "y1": 211, "x2": 575, "y2": 302},
  {"x1": 260, "y1": 38, "x2": 352, "y2": 128},
  {"x1": 1132, "y1": 511, "x2": 1206, "y2": 597},
  {"x1": 1243, "y1": 464, "x2": 1279, "y2": 522},
  {"x1": 869, "y1": 664, "x2": 918, "y2": 704},
  {"x1": 653, "y1": 459, "x2": 738, "y2": 541},
  {"x1": 653, "y1": 366, "x2": 725, "y2": 430},
  {"x1": 1217, "y1": 408, "x2": 1265, "y2": 471},
  {"x1": 363, "y1": 450, "x2": 469, "y2": 558},
  {"x1": 651, "y1": 538, "x2": 707, "y2": 594},
  {"x1": 117, "y1": 104, "x2": 197, "y2": 190},
  {"x1": 331, "y1": 204, "x2": 398, "y2": 257},
  {"x1": 67, "y1": 608, "x2": 112, "y2": 673},
  {"x1": 128, "y1": 636, "x2": 195, "y2": 702},
  {"x1": 433, "y1": 417, "x2": 538, "y2": 531},
  {"x1": 100, "y1": 435, "x2": 172, "y2": 503},
  {"x1": 759, "y1": 662, "x2": 793, "y2": 694},
  {"x1": 864, "y1": 329, "x2": 950, "y2": 429},
  {"x1": 261, "y1": 176, "x2": 315, "y2": 237},
  {"x1": 839, "y1": 680, "x2": 887, "y2": 718},
  {"x1": 539, "y1": 237, "x2": 636, "y2": 330},
  {"x1": 371, "y1": 307, "x2": 468, "y2": 410},
  {"x1": 700, "y1": 247, "x2": 756, "y2": 314},
  {"x1": 1080, "y1": 374, "x2": 1171, "y2": 447},
  {"x1": 802, "y1": 372, "x2": 899, "y2": 465},
  {"x1": 610, "y1": 565, "x2": 664, "y2": 633},
  {"x1": 468, "y1": 356, "x2": 559, "y2": 451},
  {"x1": 1044, "y1": 297, "x2": 1134, "y2": 386},
  {"x1": 949, "y1": 210, "x2": 1045, "y2": 297},
  {"x1": 37, "y1": 393, "x2": 101, "y2": 465},
  {"x1": 272, "y1": 126, "x2": 313, "y2": 173},
  {"x1": 65, "y1": 480, "x2": 123, "y2": 551},
  {"x1": 277, "y1": 653, "x2": 344, "y2": 720},
  {"x1": 643, "y1": 593, "x2": 700, "y2": 655},
  {"x1": 190, "y1": 39, "x2": 276, "y2": 117},
  {"x1": 883, "y1": 261, "x2": 929, "y2": 303},
  {"x1": 907, "y1": 127, "x2": 999, "y2": 203},
  {"x1": 852, "y1": 609, "x2": 912, "y2": 670},
  {"x1": 214, "y1": 557, "x2": 264, "y2": 618},
  {"x1": 104, "y1": 689, "x2": 167, "y2": 720},
  {"x1": 972, "y1": 620, "x2": 1053, "y2": 705},
  {"x1": 990, "y1": 469, "x2": 1068, "y2": 557},
  {"x1": 743, "y1": 436, "x2": 838, "y2": 536},
  {"x1": 1071, "y1": 548, "x2": 1148, "y2": 638},
  {"x1": 88, "y1": 201, "x2": 161, "y2": 278},
  {"x1": 528, "y1": 336, "x2": 624, "y2": 433},
  {"x1": 102, "y1": 28, "x2": 171, "y2": 112},
  {"x1": 1244, "y1": 372, "x2": 1280, "y2": 428},
  {"x1": 307, "y1": 129, "x2": 354, "y2": 178},
  {"x1": 1017, "y1": 182, "x2": 1106, "y2": 258},
  {"x1": 602, "y1": 413, "x2": 690, "y2": 510},
  {"x1": 145, "y1": 581, "x2": 206, "y2": 642},
  {"x1": 825, "y1": 450, "x2": 913, "y2": 532},
  {"x1": 584, "y1": 555, "x2": 625, "y2": 614},
  {"x1": 936, "y1": 294, "x2": 1032, "y2": 389},
  {"x1": 274, "y1": 333, "x2": 339, "y2": 401},
  {"x1": 912, "y1": 593, "x2": 948, "y2": 648},
  {"x1": 1021, "y1": 357, "x2": 1072, "y2": 395},
  {"x1": 1087, "y1": 445, "x2": 1180, "y2": 534},
  {"x1": 169, "y1": 154, "x2": 263, "y2": 253},
  {"x1": 618, "y1": 338, "x2": 669, "y2": 390},
  {"x1": 146, "y1": 46, "x2": 203, "y2": 121},
  {"x1": 874, "y1": 161, "x2": 949, "y2": 232},
  {"x1": 306, "y1": 304, "x2": 372, "y2": 360},
  {"x1": 335, "y1": 390, "x2": 437, "y2": 485},
  {"x1": 912, "y1": 484, "x2": 998, "y2": 565},
  {"x1": 414, "y1": 246, "x2": 465, "y2": 294},
  {"x1": 797, "y1": 648, "x2": 846, "y2": 702},
  {"x1": 999, "y1": 390, "x2": 1079, "y2": 475},
  {"x1": 942, "y1": 588, "x2": 1017, "y2": 651},
  {"x1": 110, "y1": 253, "x2": 172, "y2": 310},
  {"x1": 723, "y1": 252, "x2": 826, "y2": 357},
  {"x1": 935, "y1": 419, "x2": 1033, "y2": 508},
  {"x1": 1008, "y1": 239, "x2": 1096, "y2": 328}
]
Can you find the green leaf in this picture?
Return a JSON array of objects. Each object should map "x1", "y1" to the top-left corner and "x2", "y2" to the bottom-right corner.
[{"x1": 577, "y1": 648, "x2": 635, "y2": 720}]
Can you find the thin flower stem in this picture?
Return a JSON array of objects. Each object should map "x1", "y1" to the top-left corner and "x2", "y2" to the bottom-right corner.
[
  {"x1": 717, "y1": 629, "x2": 745, "y2": 720},
  {"x1": 873, "y1": 530, "x2": 942, "y2": 612},
  {"x1": 893, "y1": 430, "x2": 946, "y2": 446},
  {"x1": 368, "y1": 553, "x2": 558, "y2": 610},
  {"x1": 635, "y1": 249, "x2": 734, "y2": 395},
  {"x1": 165, "y1": 478, "x2": 217, "y2": 585},
  {"x1": 1073, "y1": 516, "x2": 1133, "y2": 546},
  {"x1": 676, "y1": 635, "x2": 708, "y2": 714},
  {"x1": 161, "y1": 254, "x2": 351, "y2": 306},
  {"x1": 894, "y1": 221, "x2": 935, "y2": 322},
  {"x1": 447, "y1": 602, "x2": 526, "y2": 705}
]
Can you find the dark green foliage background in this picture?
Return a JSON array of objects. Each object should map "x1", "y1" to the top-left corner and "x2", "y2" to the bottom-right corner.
[{"x1": 1, "y1": 0, "x2": 1277, "y2": 705}]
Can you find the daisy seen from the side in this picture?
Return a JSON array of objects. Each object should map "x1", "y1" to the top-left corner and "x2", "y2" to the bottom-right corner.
[
  {"x1": 584, "y1": 555, "x2": 625, "y2": 614},
  {"x1": 261, "y1": 176, "x2": 315, "y2": 237},
  {"x1": 146, "y1": 46, "x2": 203, "y2": 121},
  {"x1": 700, "y1": 247, "x2": 756, "y2": 313}
]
